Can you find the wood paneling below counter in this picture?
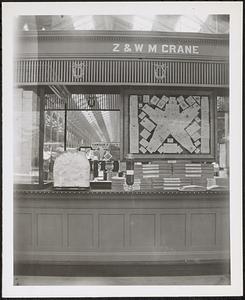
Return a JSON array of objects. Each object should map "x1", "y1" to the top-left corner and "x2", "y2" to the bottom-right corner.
[{"x1": 14, "y1": 190, "x2": 230, "y2": 264}]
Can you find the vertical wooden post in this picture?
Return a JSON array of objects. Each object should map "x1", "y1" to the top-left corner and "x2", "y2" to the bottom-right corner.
[
  {"x1": 225, "y1": 111, "x2": 229, "y2": 174},
  {"x1": 39, "y1": 87, "x2": 45, "y2": 186},
  {"x1": 120, "y1": 89, "x2": 125, "y2": 161},
  {"x1": 64, "y1": 103, "x2": 67, "y2": 151}
]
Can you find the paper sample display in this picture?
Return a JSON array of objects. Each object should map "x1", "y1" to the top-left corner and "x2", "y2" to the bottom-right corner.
[
  {"x1": 140, "y1": 138, "x2": 149, "y2": 148},
  {"x1": 143, "y1": 95, "x2": 150, "y2": 103},
  {"x1": 150, "y1": 96, "x2": 160, "y2": 105},
  {"x1": 163, "y1": 143, "x2": 178, "y2": 153},
  {"x1": 139, "y1": 111, "x2": 146, "y2": 119},
  {"x1": 140, "y1": 128, "x2": 151, "y2": 140},
  {"x1": 129, "y1": 94, "x2": 211, "y2": 155},
  {"x1": 140, "y1": 117, "x2": 156, "y2": 132}
]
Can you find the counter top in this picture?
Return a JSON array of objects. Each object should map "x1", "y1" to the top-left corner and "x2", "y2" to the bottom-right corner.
[{"x1": 14, "y1": 188, "x2": 229, "y2": 195}]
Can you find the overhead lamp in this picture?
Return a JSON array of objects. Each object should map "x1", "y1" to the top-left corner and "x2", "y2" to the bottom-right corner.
[
  {"x1": 71, "y1": 15, "x2": 94, "y2": 30},
  {"x1": 133, "y1": 15, "x2": 155, "y2": 31},
  {"x1": 23, "y1": 23, "x2": 29, "y2": 31},
  {"x1": 175, "y1": 15, "x2": 208, "y2": 32}
]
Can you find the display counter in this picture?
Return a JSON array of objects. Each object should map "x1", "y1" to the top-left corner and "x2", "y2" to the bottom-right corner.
[{"x1": 14, "y1": 189, "x2": 230, "y2": 266}]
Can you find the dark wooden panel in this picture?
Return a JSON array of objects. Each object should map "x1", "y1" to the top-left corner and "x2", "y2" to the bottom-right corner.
[
  {"x1": 37, "y1": 214, "x2": 63, "y2": 247},
  {"x1": 129, "y1": 214, "x2": 155, "y2": 248},
  {"x1": 67, "y1": 214, "x2": 93, "y2": 249},
  {"x1": 15, "y1": 58, "x2": 229, "y2": 87},
  {"x1": 14, "y1": 213, "x2": 33, "y2": 250},
  {"x1": 190, "y1": 213, "x2": 216, "y2": 247},
  {"x1": 45, "y1": 93, "x2": 121, "y2": 110},
  {"x1": 160, "y1": 214, "x2": 186, "y2": 249},
  {"x1": 98, "y1": 214, "x2": 125, "y2": 249},
  {"x1": 14, "y1": 261, "x2": 230, "y2": 277}
]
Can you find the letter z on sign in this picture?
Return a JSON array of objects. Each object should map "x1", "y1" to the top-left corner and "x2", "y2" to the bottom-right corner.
[{"x1": 112, "y1": 43, "x2": 120, "y2": 52}]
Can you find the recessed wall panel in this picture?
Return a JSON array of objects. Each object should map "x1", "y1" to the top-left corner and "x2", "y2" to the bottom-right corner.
[
  {"x1": 130, "y1": 214, "x2": 155, "y2": 248},
  {"x1": 220, "y1": 213, "x2": 230, "y2": 248},
  {"x1": 160, "y1": 214, "x2": 186, "y2": 249},
  {"x1": 37, "y1": 214, "x2": 63, "y2": 247},
  {"x1": 99, "y1": 214, "x2": 125, "y2": 249},
  {"x1": 191, "y1": 213, "x2": 216, "y2": 246},
  {"x1": 68, "y1": 214, "x2": 93, "y2": 249},
  {"x1": 15, "y1": 213, "x2": 32, "y2": 249}
]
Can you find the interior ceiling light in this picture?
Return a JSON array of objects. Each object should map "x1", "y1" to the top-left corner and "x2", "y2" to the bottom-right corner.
[
  {"x1": 71, "y1": 15, "x2": 94, "y2": 30},
  {"x1": 133, "y1": 15, "x2": 155, "y2": 31},
  {"x1": 81, "y1": 111, "x2": 105, "y2": 141},
  {"x1": 175, "y1": 15, "x2": 208, "y2": 32},
  {"x1": 23, "y1": 23, "x2": 29, "y2": 31},
  {"x1": 101, "y1": 111, "x2": 113, "y2": 142}
]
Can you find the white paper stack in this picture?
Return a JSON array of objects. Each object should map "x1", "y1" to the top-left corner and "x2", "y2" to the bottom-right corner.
[{"x1": 172, "y1": 162, "x2": 214, "y2": 187}]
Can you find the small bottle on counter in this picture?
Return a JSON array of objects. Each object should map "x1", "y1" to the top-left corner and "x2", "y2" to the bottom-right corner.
[
  {"x1": 103, "y1": 170, "x2": 107, "y2": 181},
  {"x1": 100, "y1": 161, "x2": 106, "y2": 171},
  {"x1": 126, "y1": 154, "x2": 134, "y2": 186},
  {"x1": 93, "y1": 160, "x2": 99, "y2": 178},
  {"x1": 112, "y1": 161, "x2": 119, "y2": 173}
]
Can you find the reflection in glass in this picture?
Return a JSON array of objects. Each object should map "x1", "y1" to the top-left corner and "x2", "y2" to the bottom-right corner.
[
  {"x1": 13, "y1": 89, "x2": 40, "y2": 184},
  {"x1": 43, "y1": 110, "x2": 120, "y2": 182},
  {"x1": 43, "y1": 111, "x2": 65, "y2": 182},
  {"x1": 66, "y1": 111, "x2": 120, "y2": 160}
]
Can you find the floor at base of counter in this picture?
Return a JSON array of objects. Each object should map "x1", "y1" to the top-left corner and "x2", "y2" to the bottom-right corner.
[{"x1": 14, "y1": 274, "x2": 230, "y2": 285}]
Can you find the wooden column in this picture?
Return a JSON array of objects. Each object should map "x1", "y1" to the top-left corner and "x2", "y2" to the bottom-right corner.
[
  {"x1": 38, "y1": 88, "x2": 45, "y2": 185},
  {"x1": 64, "y1": 103, "x2": 67, "y2": 151}
]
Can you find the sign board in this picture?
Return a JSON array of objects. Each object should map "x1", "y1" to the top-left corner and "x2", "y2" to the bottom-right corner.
[{"x1": 17, "y1": 32, "x2": 229, "y2": 59}]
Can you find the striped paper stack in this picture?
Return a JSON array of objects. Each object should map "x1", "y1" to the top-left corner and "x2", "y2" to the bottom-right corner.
[
  {"x1": 139, "y1": 178, "x2": 153, "y2": 191},
  {"x1": 134, "y1": 162, "x2": 172, "y2": 179},
  {"x1": 143, "y1": 162, "x2": 172, "y2": 179},
  {"x1": 134, "y1": 162, "x2": 172, "y2": 190},
  {"x1": 163, "y1": 177, "x2": 192, "y2": 190},
  {"x1": 152, "y1": 178, "x2": 164, "y2": 190},
  {"x1": 172, "y1": 162, "x2": 214, "y2": 187},
  {"x1": 111, "y1": 176, "x2": 126, "y2": 191}
]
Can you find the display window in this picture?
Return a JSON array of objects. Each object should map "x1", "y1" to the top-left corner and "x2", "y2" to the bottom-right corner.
[
  {"x1": 13, "y1": 88, "x2": 229, "y2": 186},
  {"x1": 125, "y1": 90, "x2": 216, "y2": 161},
  {"x1": 42, "y1": 93, "x2": 121, "y2": 183},
  {"x1": 13, "y1": 89, "x2": 40, "y2": 184}
]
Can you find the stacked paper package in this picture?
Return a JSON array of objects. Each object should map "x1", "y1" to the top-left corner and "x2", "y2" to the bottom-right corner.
[
  {"x1": 134, "y1": 162, "x2": 172, "y2": 190},
  {"x1": 111, "y1": 177, "x2": 126, "y2": 191},
  {"x1": 172, "y1": 162, "x2": 214, "y2": 187}
]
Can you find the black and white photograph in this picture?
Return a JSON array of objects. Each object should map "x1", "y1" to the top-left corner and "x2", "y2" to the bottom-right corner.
[{"x1": 2, "y1": 2, "x2": 243, "y2": 298}]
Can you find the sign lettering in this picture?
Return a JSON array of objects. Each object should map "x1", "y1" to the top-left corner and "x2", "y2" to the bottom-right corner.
[
  {"x1": 112, "y1": 43, "x2": 120, "y2": 52},
  {"x1": 134, "y1": 44, "x2": 144, "y2": 52},
  {"x1": 112, "y1": 43, "x2": 200, "y2": 54}
]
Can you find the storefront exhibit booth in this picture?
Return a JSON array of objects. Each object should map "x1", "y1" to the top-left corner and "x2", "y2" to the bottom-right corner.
[{"x1": 14, "y1": 30, "x2": 229, "y2": 276}]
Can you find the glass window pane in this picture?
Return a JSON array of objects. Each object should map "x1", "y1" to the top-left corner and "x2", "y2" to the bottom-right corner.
[
  {"x1": 67, "y1": 111, "x2": 120, "y2": 160},
  {"x1": 43, "y1": 110, "x2": 65, "y2": 182},
  {"x1": 13, "y1": 89, "x2": 40, "y2": 184}
]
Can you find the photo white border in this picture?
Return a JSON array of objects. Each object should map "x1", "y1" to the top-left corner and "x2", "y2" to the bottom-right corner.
[{"x1": 2, "y1": 1, "x2": 243, "y2": 297}]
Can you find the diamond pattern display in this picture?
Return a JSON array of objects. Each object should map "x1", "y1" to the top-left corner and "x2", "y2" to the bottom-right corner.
[{"x1": 129, "y1": 94, "x2": 210, "y2": 155}]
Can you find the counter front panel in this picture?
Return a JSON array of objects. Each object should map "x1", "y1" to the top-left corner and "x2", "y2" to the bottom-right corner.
[{"x1": 14, "y1": 190, "x2": 230, "y2": 264}]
